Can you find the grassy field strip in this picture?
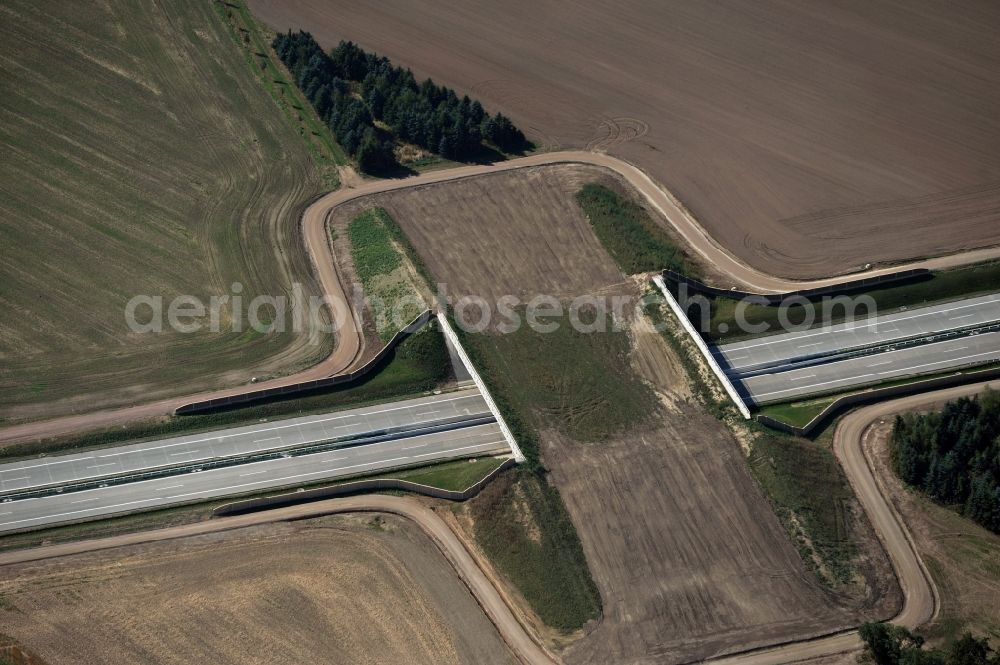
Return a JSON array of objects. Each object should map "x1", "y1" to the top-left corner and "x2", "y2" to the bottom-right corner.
[
  {"x1": 654, "y1": 275, "x2": 751, "y2": 418},
  {"x1": 213, "y1": 0, "x2": 347, "y2": 176}
]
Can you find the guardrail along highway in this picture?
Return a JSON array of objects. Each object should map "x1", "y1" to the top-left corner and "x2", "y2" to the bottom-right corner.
[
  {"x1": 711, "y1": 294, "x2": 1000, "y2": 405},
  {"x1": 0, "y1": 386, "x2": 509, "y2": 533}
]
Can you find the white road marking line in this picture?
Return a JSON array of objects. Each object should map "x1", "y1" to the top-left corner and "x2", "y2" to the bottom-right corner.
[
  {"x1": 71, "y1": 497, "x2": 101, "y2": 504},
  {"x1": 950, "y1": 314, "x2": 975, "y2": 320},
  {"x1": 2, "y1": 476, "x2": 29, "y2": 482},
  {"x1": 754, "y1": 374, "x2": 875, "y2": 399},
  {"x1": 169, "y1": 451, "x2": 199, "y2": 457},
  {"x1": 797, "y1": 342, "x2": 823, "y2": 348},
  {"x1": 869, "y1": 360, "x2": 893, "y2": 367},
  {"x1": 160, "y1": 485, "x2": 184, "y2": 490},
  {"x1": 401, "y1": 443, "x2": 429, "y2": 450},
  {"x1": 0, "y1": 498, "x2": 162, "y2": 528},
  {"x1": 86, "y1": 463, "x2": 117, "y2": 469},
  {"x1": 946, "y1": 346, "x2": 969, "y2": 352},
  {"x1": 878, "y1": 349, "x2": 1000, "y2": 375},
  {"x1": 5, "y1": 392, "x2": 487, "y2": 471},
  {"x1": 789, "y1": 374, "x2": 816, "y2": 381},
  {"x1": 721, "y1": 295, "x2": 1000, "y2": 353},
  {"x1": 253, "y1": 436, "x2": 280, "y2": 444},
  {"x1": 412, "y1": 441, "x2": 506, "y2": 458},
  {"x1": 239, "y1": 470, "x2": 268, "y2": 477}
]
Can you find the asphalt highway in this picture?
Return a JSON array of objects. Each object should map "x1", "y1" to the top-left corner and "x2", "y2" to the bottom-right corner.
[
  {"x1": 0, "y1": 422, "x2": 509, "y2": 534},
  {"x1": 0, "y1": 388, "x2": 489, "y2": 495},
  {"x1": 716, "y1": 292, "x2": 1000, "y2": 373},
  {"x1": 742, "y1": 330, "x2": 1000, "y2": 404}
]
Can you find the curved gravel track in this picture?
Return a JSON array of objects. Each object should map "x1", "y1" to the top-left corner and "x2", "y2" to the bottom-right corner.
[
  {"x1": 4, "y1": 152, "x2": 1000, "y2": 663},
  {"x1": 4, "y1": 151, "x2": 1000, "y2": 445}
]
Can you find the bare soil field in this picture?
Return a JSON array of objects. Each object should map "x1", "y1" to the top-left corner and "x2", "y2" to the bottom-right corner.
[
  {"x1": 355, "y1": 164, "x2": 630, "y2": 306},
  {"x1": 250, "y1": 0, "x2": 1000, "y2": 279},
  {"x1": 0, "y1": 514, "x2": 514, "y2": 665},
  {"x1": 350, "y1": 165, "x2": 896, "y2": 661},
  {"x1": 0, "y1": 0, "x2": 330, "y2": 422}
]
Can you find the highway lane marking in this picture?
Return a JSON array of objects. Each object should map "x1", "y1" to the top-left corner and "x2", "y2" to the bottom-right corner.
[
  {"x1": 160, "y1": 485, "x2": 184, "y2": 490},
  {"x1": 401, "y1": 443, "x2": 429, "y2": 450},
  {"x1": 5, "y1": 391, "x2": 492, "y2": 492},
  {"x1": 412, "y1": 441, "x2": 506, "y2": 458},
  {"x1": 169, "y1": 451, "x2": 200, "y2": 457},
  {"x1": 253, "y1": 436, "x2": 280, "y2": 444},
  {"x1": 162, "y1": 456, "x2": 416, "y2": 501},
  {"x1": 71, "y1": 497, "x2": 101, "y2": 504},
  {"x1": 753, "y1": 340, "x2": 1000, "y2": 399},
  {"x1": 1, "y1": 392, "x2": 487, "y2": 473},
  {"x1": 0, "y1": 437, "x2": 508, "y2": 529},
  {"x1": 797, "y1": 342, "x2": 823, "y2": 348},
  {"x1": 950, "y1": 314, "x2": 975, "y2": 320},
  {"x1": 239, "y1": 470, "x2": 268, "y2": 477},
  {"x1": 869, "y1": 360, "x2": 893, "y2": 367},
  {"x1": 720, "y1": 295, "x2": 1000, "y2": 353},
  {"x1": 789, "y1": 374, "x2": 816, "y2": 381},
  {"x1": 86, "y1": 463, "x2": 117, "y2": 469},
  {"x1": 1, "y1": 476, "x2": 30, "y2": 482},
  {"x1": 0, "y1": 497, "x2": 162, "y2": 528},
  {"x1": 753, "y1": 374, "x2": 875, "y2": 399},
  {"x1": 946, "y1": 346, "x2": 969, "y2": 352},
  {"x1": 877, "y1": 349, "x2": 1000, "y2": 375}
]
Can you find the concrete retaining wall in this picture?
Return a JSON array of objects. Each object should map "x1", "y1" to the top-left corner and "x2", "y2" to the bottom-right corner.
[
  {"x1": 212, "y1": 457, "x2": 516, "y2": 516},
  {"x1": 758, "y1": 366, "x2": 1000, "y2": 437},
  {"x1": 435, "y1": 312, "x2": 526, "y2": 462},
  {"x1": 174, "y1": 310, "x2": 433, "y2": 415},
  {"x1": 653, "y1": 275, "x2": 751, "y2": 419},
  {"x1": 661, "y1": 267, "x2": 930, "y2": 303}
]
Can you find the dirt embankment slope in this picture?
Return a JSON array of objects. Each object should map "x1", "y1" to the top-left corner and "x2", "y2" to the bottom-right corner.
[
  {"x1": 0, "y1": 513, "x2": 515, "y2": 665},
  {"x1": 251, "y1": 0, "x2": 1000, "y2": 279}
]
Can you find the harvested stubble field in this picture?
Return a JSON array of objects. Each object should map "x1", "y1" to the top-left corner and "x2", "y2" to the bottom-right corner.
[
  {"x1": 0, "y1": 514, "x2": 515, "y2": 665},
  {"x1": 0, "y1": 0, "x2": 330, "y2": 422},
  {"x1": 251, "y1": 0, "x2": 1000, "y2": 279},
  {"x1": 349, "y1": 164, "x2": 896, "y2": 661}
]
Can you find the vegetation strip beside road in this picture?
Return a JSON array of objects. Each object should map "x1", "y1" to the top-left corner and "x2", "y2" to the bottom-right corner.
[
  {"x1": 6, "y1": 150, "x2": 1000, "y2": 446},
  {"x1": 2, "y1": 381, "x2": 983, "y2": 665}
]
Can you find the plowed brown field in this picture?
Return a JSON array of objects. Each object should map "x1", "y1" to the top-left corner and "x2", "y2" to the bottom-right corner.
[
  {"x1": 343, "y1": 165, "x2": 897, "y2": 662},
  {"x1": 0, "y1": 514, "x2": 515, "y2": 665},
  {"x1": 250, "y1": 0, "x2": 1000, "y2": 279}
]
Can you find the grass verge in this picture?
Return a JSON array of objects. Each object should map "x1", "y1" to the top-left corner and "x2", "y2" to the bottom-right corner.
[
  {"x1": 1, "y1": 328, "x2": 450, "y2": 462},
  {"x1": 469, "y1": 469, "x2": 601, "y2": 631},
  {"x1": 347, "y1": 208, "x2": 428, "y2": 341},
  {"x1": 576, "y1": 183, "x2": 690, "y2": 275},
  {"x1": 748, "y1": 433, "x2": 858, "y2": 587},
  {"x1": 214, "y1": 0, "x2": 347, "y2": 180},
  {"x1": 459, "y1": 308, "x2": 657, "y2": 450},
  {"x1": 452, "y1": 307, "x2": 660, "y2": 631}
]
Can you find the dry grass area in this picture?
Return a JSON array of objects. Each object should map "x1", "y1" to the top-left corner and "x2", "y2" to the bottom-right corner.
[
  {"x1": 0, "y1": 514, "x2": 514, "y2": 665},
  {"x1": 250, "y1": 0, "x2": 1000, "y2": 278},
  {"x1": 0, "y1": 0, "x2": 330, "y2": 423},
  {"x1": 351, "y1": 165, "x2": 895, "y2": 661},
  {"x1": 869, "y1": 421, "x2": 1000, "y2": 644}
]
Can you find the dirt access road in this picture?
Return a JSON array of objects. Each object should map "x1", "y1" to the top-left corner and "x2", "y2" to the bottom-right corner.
[
  {"x1": 0, "y1": 495, "x2": 554, "y2": 665},
  {"x1": 251, "y1": 0, "x2": 1000, "y2": 279},
  {"x1": 4, "y1": 381, "x2": 993, "y2": 664},
  {"x1": 5, "y1": 151, "x2": 999, "y2": 446}
]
